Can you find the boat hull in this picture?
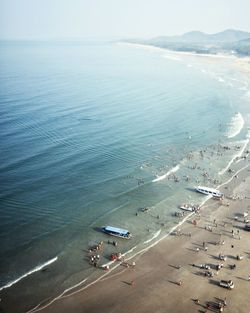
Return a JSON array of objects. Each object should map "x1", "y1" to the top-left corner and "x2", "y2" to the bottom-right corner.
[
  {"x1": 196, "y1": 186, "x2": 223, "y2": 198},
  {"x1": 102, "y1": 226, "x2": 132, "y2": 239}
]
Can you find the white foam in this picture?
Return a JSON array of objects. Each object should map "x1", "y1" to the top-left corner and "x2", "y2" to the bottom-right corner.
[
  {"x1": 219, "y1": 139, "x2": 249, "y2": 175},
  {"x1": 143, "y1": 229, "x2": 161, "y2": 244},
  {"x1": 218, "y1": 77, "x2": 225, "y2": 83},
  {"x1": 122, "y1": 245, "x2": 138, "y2": 257},
  {"x1": 152, "y1": 165, "x2": 180, "y2": 182},
  {"x1": 27, "y1": 187, "x2": 217, "y2": 313},
  {"x1": 0, "y1": 256, "x2": 58, "y2": 291},
  {"x1": 27, "y1": 277, "x2": 89, "y2": 313},
  {"x1": 226, "y1": 112, "x2": 244, "y2": 138},
  {"x1": 218, "y1": 163, "x2": 250, "y2": 189},
  {"x1": 163, "y1": 54, "x2": 182, "y2": 62}
]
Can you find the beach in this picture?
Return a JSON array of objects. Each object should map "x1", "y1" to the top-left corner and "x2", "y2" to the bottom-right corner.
[
  {"x1": 9, "y1": 160, "x2": 247, "y2": 313},
  {"x1": 1, "y1": 41, "x2": 250, "y2": 313},
  {"x1": 123, "y1": 42, "x2": 250, "y2": 73}
]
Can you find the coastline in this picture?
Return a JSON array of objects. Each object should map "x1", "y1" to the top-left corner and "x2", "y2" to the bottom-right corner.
[
  {"x1": 19, "y1": 160, "x2": 250, "y2": 313},
  {"x1": 121, "y1": 42, "x2": 250, "y2": 72},
  {"x1": 0, "y1": 41, "x2": 250, "y2": 313}
]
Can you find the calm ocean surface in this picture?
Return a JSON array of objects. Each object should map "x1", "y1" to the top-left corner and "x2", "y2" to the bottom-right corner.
[{"x1": 0, "y1": 41, "x2": 249, "y2": 310}]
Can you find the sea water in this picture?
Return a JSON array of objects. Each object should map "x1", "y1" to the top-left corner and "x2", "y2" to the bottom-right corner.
[{"x1": 0, "y1": 41, "x2": 249, "y2": 310}]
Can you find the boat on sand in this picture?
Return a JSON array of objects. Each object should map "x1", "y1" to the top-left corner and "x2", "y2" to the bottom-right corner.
[
  {"x1": 180, "y1": 204, "x2": 195, "y2": 212},
  {"x1": 196, "y1": 186, "x2": 223, "y2": 198}
]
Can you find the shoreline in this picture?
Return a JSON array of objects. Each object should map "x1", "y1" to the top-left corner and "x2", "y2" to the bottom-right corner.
[
  {"x1": 120, "y1": 42, "x2": 250, "y2": 72},
  {"x1": 1, "y1": 41, "x2": 250, "y2": 313},
  {"x1": 7, "y1": 158, "x2": 249, "y2": 313},
  {"x1": 1, "y1": 121, "x2": 250, "y2": 313},
  {"x1": 25, "y1": 160, "x2": 250, "y2": 313}
]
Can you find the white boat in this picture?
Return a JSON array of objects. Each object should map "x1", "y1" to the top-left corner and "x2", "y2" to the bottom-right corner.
[
  {"x1": 196, "y1": 186, "x2": 223, "y2": 198},
  {"x1": 102, "y1": 226, "x2": 132, "y2": 239},
  {"x1": 180, "y1": 204, "x2": 194, "y2": 212}
]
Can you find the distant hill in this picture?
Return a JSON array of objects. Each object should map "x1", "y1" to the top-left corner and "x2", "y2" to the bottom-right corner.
[
  {"x1": 147, "y1": 29, "x2": 250, "y2": 44},
  {"x1": 127, "y1": 29, "x2": 250, "y2": 56}
]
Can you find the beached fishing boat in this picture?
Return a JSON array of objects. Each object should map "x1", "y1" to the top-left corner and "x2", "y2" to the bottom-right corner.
[
  {"x1": 180, "y1": 204, "x2": 194, "y2": 212},
  {"x1": 196, "y1": 186, "x2": 223, "y2": 198},
  {"x1": 102, "y1": 226, "x2": 132, "y2": 239}
]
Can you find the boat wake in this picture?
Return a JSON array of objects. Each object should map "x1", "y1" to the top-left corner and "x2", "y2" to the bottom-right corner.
[
  {"x1": 152, "y1": 165, "x2": 180, "y2": 182},
  {"x1": 226, "y1": 112, "x2": 244, "y2": 138},
  {"x1": 0, "y1": 256, "x2": 58, "y2": 291}
]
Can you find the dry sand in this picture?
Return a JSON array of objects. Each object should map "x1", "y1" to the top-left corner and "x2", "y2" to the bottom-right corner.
[
  {"x1": 122, "y1": 42, "x2": 250, "y2": 74},
  {"x1": 23, "y1": 162, "x2": 250, "y2": 313}
]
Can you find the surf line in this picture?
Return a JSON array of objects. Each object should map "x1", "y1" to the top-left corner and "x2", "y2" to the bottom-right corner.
[
  {"x1": 0, "y1": 256, "x2": 58, "y2": 292},
  {"x1": 152, "y1": 165, "x2": 180, "y2": 182},
  {"x1": 226, "y1": 112, "x2": 244, "y2": 139},
  {"x1": 27, "y1": 278, "x2": 88, "y2": 313},
  {"x1": 219, "y1": 138, "x2": 249, "y2": 175},
  {"x1": 28, "y1": 194, "x2": 211, "y2": 312}
]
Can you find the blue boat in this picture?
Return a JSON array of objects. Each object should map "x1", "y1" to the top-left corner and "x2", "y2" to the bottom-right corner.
[{"x1": 102, "y1": 226, "x2": 132, "y2": 239}]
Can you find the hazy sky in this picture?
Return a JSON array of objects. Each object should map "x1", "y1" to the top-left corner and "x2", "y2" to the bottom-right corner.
[{"x1": 1, "y1": 0, "x2": 250, "y2": 40}]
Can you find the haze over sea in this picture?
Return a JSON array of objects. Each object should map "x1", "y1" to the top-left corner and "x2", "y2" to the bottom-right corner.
[{"x1": 0, "y1": 40, "x2": 250, "y2": 311}]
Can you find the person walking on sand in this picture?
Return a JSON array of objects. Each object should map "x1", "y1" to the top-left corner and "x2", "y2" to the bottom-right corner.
[{"x1": 223, "y1": 298, "x2": 227, "y2": 307}]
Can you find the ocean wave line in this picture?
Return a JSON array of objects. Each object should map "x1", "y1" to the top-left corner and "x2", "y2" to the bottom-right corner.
[
  {"x1": 27, "y1": 278, "x2": 88, "y2": 313},
  {"x1": 0, "y1": 256, "x2": 58, "y2": 292},
  {"x1": 27, "y1": 187, "x2": 219, "y2": 313},
  {"x1": 219, "y1": 139, "x2": 249, "y2": 175},
  {"x1": 152, "y1": 165, "x2": 180, "y2": 182},
  {"x1": 143, "y1": 229, "x2": 161, "y2": 244},
  {"x1": 226, "y1": 112, "x2": 244, "y2": 138}
]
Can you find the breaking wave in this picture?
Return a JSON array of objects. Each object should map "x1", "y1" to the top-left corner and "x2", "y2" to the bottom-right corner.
[
  {"x1": 143, "y1": 229, "x2": 161, "y2": 244},
  {"x1": 219, "y1": 139, "x2": 249, "y2": 175},
  {"x1": 152, "y1": 165, "x2": 180, "y2": 182},
  {"x1": 0, "y1": 256, "x2": 58, "y2": 291},
  {"x1": 226, "y1": 112, "x2": 244, "y2": 138}
]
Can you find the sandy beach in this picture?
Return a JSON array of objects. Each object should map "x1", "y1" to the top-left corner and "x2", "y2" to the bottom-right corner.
[
  {"x1": 10, "y1": 159, "x2": 248, "y2": 313},
  {"x1": 122, "y1": 42, "x2": 250, "y2": 73}
]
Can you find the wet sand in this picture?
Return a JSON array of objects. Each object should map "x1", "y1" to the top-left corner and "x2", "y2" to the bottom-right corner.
[{"x1": 21, "y1": 162, "x2": 250, "y2": 313}]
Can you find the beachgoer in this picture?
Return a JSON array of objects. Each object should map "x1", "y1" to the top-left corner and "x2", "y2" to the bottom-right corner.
[{"x1": 131, "y1": 280, "x2": 135, "y2": 287}]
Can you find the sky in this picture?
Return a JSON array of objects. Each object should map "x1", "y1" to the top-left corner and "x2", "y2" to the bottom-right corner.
[{"x1": 0, "y1": 0, "x2": 250, "y2": 40}]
